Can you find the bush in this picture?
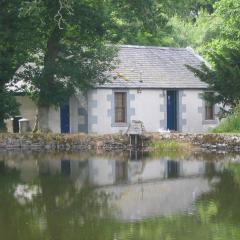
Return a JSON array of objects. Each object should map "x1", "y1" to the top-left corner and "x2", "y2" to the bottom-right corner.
[{"x1": 212, "y1": 103, "x2": 240, "y2": 133}]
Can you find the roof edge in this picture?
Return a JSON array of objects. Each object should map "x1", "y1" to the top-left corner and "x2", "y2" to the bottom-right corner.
[
  {"x1": 186, "y1": 46, "x2": 211, "y2": 67},
  {"x1": 119, "y1": 44, "x2": 189, "y2": 51},
  {"x1": 95, "y1": 86, "x2": 208, "y2": 90}
]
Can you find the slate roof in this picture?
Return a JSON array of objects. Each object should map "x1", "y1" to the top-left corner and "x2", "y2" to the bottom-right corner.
[{"x1": 100, "y1": 45, "x2": 208, "y2": 89}]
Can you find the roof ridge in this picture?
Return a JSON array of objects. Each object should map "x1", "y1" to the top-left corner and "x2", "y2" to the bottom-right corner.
[{"x1": 120, "y1": 45, "x2": 187, "y2": 51}]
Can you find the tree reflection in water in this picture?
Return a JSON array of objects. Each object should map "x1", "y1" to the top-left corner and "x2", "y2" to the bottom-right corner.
[{"x1": 0, "y1": 151, "x2": 240, "y2": 240}]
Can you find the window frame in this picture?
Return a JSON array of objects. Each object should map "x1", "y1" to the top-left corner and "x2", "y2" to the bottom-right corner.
[
  {"x1": 203, "y1": 92, "x2": 218, "y2": 124},
  {"x1": 205, "y1": 101, "x2": 215, "y2": 120},
  {"x1": 114, "y1": 91, "x2": 127, "y2": 124}
]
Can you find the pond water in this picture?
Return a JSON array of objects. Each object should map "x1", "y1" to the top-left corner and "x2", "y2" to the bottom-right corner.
[{"x1": 0, "y1": 150, "x2": 240, "y2": 240}]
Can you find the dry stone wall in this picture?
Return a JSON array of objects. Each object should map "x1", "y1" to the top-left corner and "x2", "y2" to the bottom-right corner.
[
  {"x1": 0, "y1": 133, "x2": 240, "y2": 152},
  {"x1": 0, "y1": 133, "x2": 129, "y2": 151}
]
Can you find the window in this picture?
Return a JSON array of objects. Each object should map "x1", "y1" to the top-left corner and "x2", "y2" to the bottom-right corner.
[
  {"x1": 205, "y1": 92, "x2": 215, "y2": 120},
  {"x1": 114, "y1": 92, "x2": 127, "y2": 123},
  {"x1": 205, "y1": 103, "x2": 214, "y2": 120}
]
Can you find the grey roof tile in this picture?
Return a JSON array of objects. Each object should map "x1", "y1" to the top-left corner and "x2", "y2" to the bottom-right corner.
[{"x1": 99, "y1": 45, "x2": 208, "y2": 89}]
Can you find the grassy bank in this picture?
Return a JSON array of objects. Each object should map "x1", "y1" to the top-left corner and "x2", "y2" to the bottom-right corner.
[
  {"x1": 211, "y1": 105, "x2": 240, "y2": 133},
  {"x1": 148, "y1": 139, "x2": 193, "y2": 158}
]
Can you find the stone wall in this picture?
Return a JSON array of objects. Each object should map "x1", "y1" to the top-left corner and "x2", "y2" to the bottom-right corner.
[
  {"x1": 0, "y1": 133, "x2": 129, "y2": 151},
  {"x1": 150, "y1": 133, "x2": 240, "y2": 152},
  {"x1": 0, "y1": 133, "x2": 240, "y2": 152}
]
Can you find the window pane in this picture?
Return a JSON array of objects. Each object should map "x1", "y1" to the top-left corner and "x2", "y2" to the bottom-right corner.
[
  {"x1": 114, "y1": 92, "x2": 126, "y2": 123},
  {"x1": 205, "y1": 105, "x2": 214, "y2": 120},
  {"x1": 205, "y1": 92, "x2": 215, "y2": 120}
]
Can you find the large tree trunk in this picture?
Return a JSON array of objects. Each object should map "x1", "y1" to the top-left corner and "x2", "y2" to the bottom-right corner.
[
  {"x1": 33, "y1": 27, "x2": 62, "y2": 133},
  {"x1": 32, "y1": 106, "x2": 50, "y2": 132}
]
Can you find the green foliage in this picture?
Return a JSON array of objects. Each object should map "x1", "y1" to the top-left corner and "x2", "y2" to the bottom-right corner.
[
  {"x1": 168, "y1": 11, "x2": 222, "y2": 48},
  {"x1": 212, "y1": 103, "x2": 240, "y2": 133},
  {"x1": 106, "y1": 0, "x2": 171, "y2": 46},
  {"x1": 1, "y1": 0, "x2": 240, "y2": 127},
  {"x1": 162, "y1": 0, "x2": 218, "y2": 18},
  {"x1": 199, "y1": 0, "x2": 240, "y2": 56},
  {"x1": 0, "y1": 88, "x2": 19, "y2": 131},
  {"x1": 12, "y1": 0, "x2": 118, "y2": 107},
  {"x1": 188, "y1": 47, "x2": 240, "y2": 108},
  {"x1": 0, "y1": 0, "x2": 36, "y2": 126},
  {"x1": 185, "y1": 0, "x2": 240, "y2": 112},
  {"x1": 8, "y1": 0, "x2": 172, "y2": 109}
]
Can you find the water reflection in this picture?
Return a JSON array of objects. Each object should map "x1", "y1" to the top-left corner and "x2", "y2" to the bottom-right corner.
[
  {"x1": 0, "y1": 151, "x2": 240, "y2": 240},
  {"x1": 1, "y1": 151, "x2": 227, "y2": 186}
]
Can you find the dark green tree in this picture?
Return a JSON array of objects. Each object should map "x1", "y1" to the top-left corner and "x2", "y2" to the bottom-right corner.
[
  {"x1": 0, "y1": 1, "x2": 30, "y2": 130},
  {"x1": 188, "y1": 47, "x2": 240, "y2": 110},
  {"x1": 11, "y1": 0, "x2": 170, "y2": 131}
]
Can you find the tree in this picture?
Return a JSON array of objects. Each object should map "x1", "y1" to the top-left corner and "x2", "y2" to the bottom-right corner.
[
  {"x1": 106, "y1": 0, "x2": 171, "y2": 46},
  {"x1": 161, "y1": 0, "x2": 218, "y2": 19},
  {"x1": 199, "y1": 0, "x2": 240, "y2": 57},
  {"x1": 11, "y1": 0, "x2": 170, "y2": 131},
  {"x1": 188, "y1": 47, "x2": 240, "y2": 110},
  {"x1": 0, "y1": 1, "x2": 31, "y2": 130},
  {"x1": 186, "y1": 0, "x2": 240, "y2": 113},
  {"x1": 0, "y1": 90, "x2": 20, "y2": 130},
  {"x1": 168, "y1": 10, "x2": 222, "y2": 48}
]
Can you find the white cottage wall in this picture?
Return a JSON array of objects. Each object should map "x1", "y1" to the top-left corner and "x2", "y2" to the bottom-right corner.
[
  {"x1": 131, "y1": 89, "x2": 164, "y2": 132},
  {"x1": 15, "y1": 96, "x2": 37, "y2": 131},
  {"x1": 69, "y1": 96, "x2": 80, "y2": 133},
  {"x1": 48, "y1": 106, "x2": 61, "y2": 133},
  {"x1": 182, "y1": 90, "x2": 219, "y2": 133},
  {"x1": 87, "y1": 88, "x2": 220, "y2": 134},
  {"x1": 87, "y1": 89, "x2": 165, "y2": 134},
  {"x1": 9, "y1": 88, "x2": 220, "y2": 134},
  {"x1": 88, "y1": 89, "x2": 113, "y2": 134},
  {"x1": 181, "y1": 90, "x2": 204, "y2": 132}
]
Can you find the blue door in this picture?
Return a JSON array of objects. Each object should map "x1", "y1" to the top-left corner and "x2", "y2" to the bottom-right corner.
[
  {"x1": 60, "y1": 104, "x2": 70, "y2": 133},
  {"x1": 167, "y1": 91, "x2": 177, "y2": 131}
]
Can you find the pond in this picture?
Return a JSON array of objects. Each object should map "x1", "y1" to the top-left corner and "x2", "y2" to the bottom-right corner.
[{"x1": 0, "y1": 150, "x2": 240, "y2": 240}]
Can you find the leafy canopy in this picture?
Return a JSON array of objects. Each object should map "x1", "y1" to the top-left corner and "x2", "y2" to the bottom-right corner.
[
  {"x1": 189, "y1": 47, "x2": 240, "y2": 109},
  {"x1": 11, "y1": 0, "x2": 169, "y2": 107}
]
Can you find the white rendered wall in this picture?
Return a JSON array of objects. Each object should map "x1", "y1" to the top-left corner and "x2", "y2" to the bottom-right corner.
[
  {"x1": 131, "y1": 89, "x2": 163, "y2": 132},
  {"x1": 181, "y1": 90, "x2": 203, "y2": 132},
  {"x1": 88, "y1": 88, "x2": 219, "y2": 134},
  {"x1": 182, "y1": 90, "x2": 219, "y2": 133},
  {"x1": 10, "y1": 89, "x2": 220, "y2": 134},
  {"x1": 69, "y1": 95, "x2": 80, "y2": 133},
  {"x1": 11, "y1": 96, "x2": 37, "y2": 131},
  {"x1": 6, "y1": 96, "x2": 61, "y2": 133},
  {"x1": 88, "y1": 89, "x2": 113, "y2": 134},
  {"x1": 87, "y1": 89, "x2": 164, "y2": 134},
  {"x1": 48, "y1": 106, "x2": 60, "y2": 133}
]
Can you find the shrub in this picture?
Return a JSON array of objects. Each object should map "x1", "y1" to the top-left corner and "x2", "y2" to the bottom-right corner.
[{"x1": 212, "y1": 103, "x2": 240, "y2": 133}]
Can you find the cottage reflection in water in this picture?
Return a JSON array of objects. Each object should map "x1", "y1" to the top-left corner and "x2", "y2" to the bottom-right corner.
[{"x1": 1, "y1": 152, "x2": 225, "y2": 221}]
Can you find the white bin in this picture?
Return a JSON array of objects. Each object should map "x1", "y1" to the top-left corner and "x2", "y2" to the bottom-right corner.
[{"x1": 19, "y1": 118, "x2": 30, "y2": 133}]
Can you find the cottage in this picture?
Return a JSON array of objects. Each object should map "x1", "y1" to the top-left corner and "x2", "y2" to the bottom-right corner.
[{"x1": 6, "y1": 45, "x2": 220, "y2": 134}]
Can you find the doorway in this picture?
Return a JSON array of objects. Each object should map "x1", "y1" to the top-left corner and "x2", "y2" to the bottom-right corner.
[
  {"x1": 13, "y1": 116, "x2": 22, "y2": 133},
  {"x1": 60, "y1": 104, "x2": 70, "y2": 133},
  {"x1": 167, "y1": 90, "x2": 178, "y2": 131}
]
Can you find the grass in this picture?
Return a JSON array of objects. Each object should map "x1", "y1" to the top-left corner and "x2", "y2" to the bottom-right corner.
[
  {"x1": 148, "y1": 139, "x2": 192, "y2": 152},
  {"x1": 211, "y1": 105, "x2": 240, "y2": 133},
  {"x1": 147, "y1": 139, "x2": 193, "y2": 159}
]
